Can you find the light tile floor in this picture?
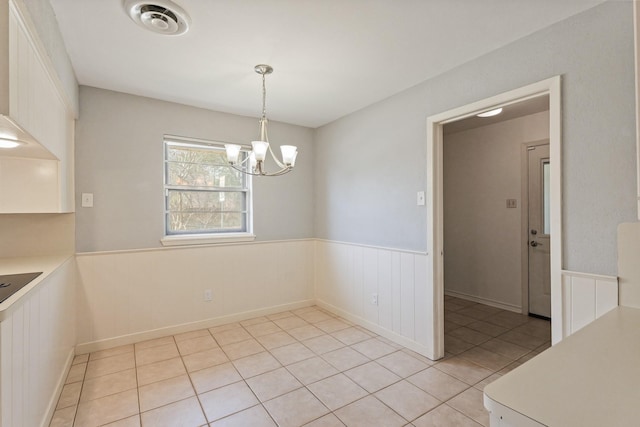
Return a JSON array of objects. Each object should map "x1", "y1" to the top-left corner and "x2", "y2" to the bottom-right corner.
[{"x1": 50, "y1": 297, "x2": 550, "y2": 427}]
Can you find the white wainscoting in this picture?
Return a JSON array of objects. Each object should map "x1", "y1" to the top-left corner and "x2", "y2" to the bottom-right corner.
[
  {"x1": 0, "y1": 258, "x2": 76, "y2": 427},
  {"x1": 561, "y1": 270, "x2": 618, "y2": 337},
  {"x1": 314, "y1": 240, "x2": 433, "y2": 357},
  {"x1": 75, "y1": 240, "x2": 315, "y2": 353},
  {"x1": 72, "y1": 237, "x2": 622, "y2": 366}
]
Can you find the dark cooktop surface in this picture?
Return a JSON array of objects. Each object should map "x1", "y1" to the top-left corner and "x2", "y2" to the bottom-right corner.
[{"x1": 0, "y1": 272, "x2": 42, "y2": 304}]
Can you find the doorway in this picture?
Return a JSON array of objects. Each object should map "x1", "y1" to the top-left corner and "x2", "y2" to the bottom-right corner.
[{"x1": 426, "y1": 76, "x2": 562, "y2": 360}]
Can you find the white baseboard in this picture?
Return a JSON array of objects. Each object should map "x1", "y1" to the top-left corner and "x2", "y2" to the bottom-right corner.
[
  {"x1": 445, "y1": 290, "x2": 522, "y2": 313},
  {"x1": 316, "y1": 299, "x2": 436, "y2": 361},
  {"x1": 41, "y1": 348, "x2": 75, "y2": 427},
  {"x1": 75, "y1": 299, "x2": 315, "y2": 354}
]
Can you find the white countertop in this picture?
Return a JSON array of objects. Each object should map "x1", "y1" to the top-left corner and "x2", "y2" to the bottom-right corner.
[
  {"x1": 484, "y1": 306, "x2": 640, "y2": 426},
  {"x1": 0, "y1": 254, "x2": 72, "y2": 320}
]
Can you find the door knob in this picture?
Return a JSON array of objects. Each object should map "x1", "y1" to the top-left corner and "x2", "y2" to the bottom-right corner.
[{"x1": 530, "y1": 240, "x2": 543, "y2": 247}]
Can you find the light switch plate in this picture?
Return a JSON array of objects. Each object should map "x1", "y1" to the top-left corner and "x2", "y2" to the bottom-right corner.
[
  {"x1": 81, "y1": 193, "x2": 94, "y2": 208},
  {"x1": 417, "y1": 191, "x2": 426, "y2": 206}
]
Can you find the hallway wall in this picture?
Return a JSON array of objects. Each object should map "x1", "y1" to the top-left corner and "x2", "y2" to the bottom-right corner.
[{"x1": 443, "y1": 111, "x2": 549, "y2": 310}]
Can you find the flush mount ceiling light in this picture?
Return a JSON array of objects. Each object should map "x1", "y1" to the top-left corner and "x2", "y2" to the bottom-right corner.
[
  {"x1": 477, "y1": 107, "x2": 503, "y2": 118},
  {"x1": 0, "y1": 137, "x2": 23, "y2": 149},
  {"x1": 224, "y1": 65, "x2": 298, "y2": 177},
  {"x1": 124, "y1": 0, "x2": 190, "y2": 35}
]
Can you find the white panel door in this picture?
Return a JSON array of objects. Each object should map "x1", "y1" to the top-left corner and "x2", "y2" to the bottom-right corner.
[{"x1": 528, "y1": 144, "x2": 551, "y2": 318}]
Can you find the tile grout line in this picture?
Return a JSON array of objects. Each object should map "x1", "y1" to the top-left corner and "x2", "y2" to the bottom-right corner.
[
  {"x1": 441, "y1": 297, "x2": 550, "y2": 425},
  {"x1": 52, "y1": 302, "x2": 548, "y2": 427},
  {"x1": 70, "y1": 355, "x2": 88, "y2": 427},
  {"x1": 243, "y1": 315, "x2": 322, "y2": 425},
  {"x1": 231, "y1": 322, "x2": 271, "y2": 425},
  {"x1": 176, "y1": 332, "x2": 208, "y2": 426},
  {"x1": 133, "y1": 340, "x2": 142, "y2": 426}
]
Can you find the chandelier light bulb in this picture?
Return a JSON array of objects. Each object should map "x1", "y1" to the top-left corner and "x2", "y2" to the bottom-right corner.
[
  {"x1": 280, "y1": 145, "x2": 297, "y2": 166},
  {"x1": 224, "y1": 144, "x2": 241, "y2": 164},
  {"x1": 251, "y1": 140, "x2": 269, "y2": 162}
]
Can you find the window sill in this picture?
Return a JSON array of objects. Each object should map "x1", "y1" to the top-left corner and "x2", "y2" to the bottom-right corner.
[{"x1": 160, "y1": 233, "x2": 256, "y2": 247}]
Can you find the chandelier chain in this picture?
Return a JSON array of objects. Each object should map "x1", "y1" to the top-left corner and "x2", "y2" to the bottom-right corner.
[{"x1": 261, "y1": 73, "x2": 267, "y2": 120}]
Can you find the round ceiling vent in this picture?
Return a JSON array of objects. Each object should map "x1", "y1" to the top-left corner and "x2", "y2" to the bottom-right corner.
[{"x1": 124, "y1": 0, "x2": 191, "y2": 36}]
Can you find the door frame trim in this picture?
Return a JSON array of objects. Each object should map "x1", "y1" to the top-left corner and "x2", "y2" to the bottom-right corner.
[{"x1": 426, "y1": 76, "x2": 562, "y2": 360}]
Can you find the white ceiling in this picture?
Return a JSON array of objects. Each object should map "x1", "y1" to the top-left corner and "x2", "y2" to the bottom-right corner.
[{"x1": 49, "y1": 0, "x2": 606, "y2": 128}]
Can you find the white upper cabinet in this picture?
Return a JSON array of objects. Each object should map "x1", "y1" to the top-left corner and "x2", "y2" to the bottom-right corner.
[{"x1": 0, "y1": 0, "x2": 74, "y2": 213}]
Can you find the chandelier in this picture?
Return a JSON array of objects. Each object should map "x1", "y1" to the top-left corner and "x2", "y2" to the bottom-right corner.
[{"x1": 224, "y1": 64, "x2": 298, "y2": 176}]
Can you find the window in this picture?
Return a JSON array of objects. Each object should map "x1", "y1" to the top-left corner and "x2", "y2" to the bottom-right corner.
[
  {"x1": 542, "y1": 160, "x2": 550, "y2": 235},
  {"x1": 162, "y1": 136, "x2": 253, "y2": 245}
]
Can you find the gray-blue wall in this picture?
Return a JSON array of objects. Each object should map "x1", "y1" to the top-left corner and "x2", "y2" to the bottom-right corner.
[
  {"x1": 75, "y1": 87, "x2": 315, "y2": 252},
  {"x1": 75, "y1": 2, "x2": 637, "y2": 275},
  {"x1": 314, "y1": 1, "x2": 637, "y2": 276}
]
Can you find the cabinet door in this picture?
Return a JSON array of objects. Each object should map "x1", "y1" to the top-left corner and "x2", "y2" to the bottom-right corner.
[
  {"x1": 0, "y1": 157, "x2": 59, "y2": 212},
  {"x1": 6, "y1": 1, "x2": 75, "y2": 213},
  {"x1": 8, "y1": 7, "x2": 29, "y2": 130},
  {"x1": 10, "y1": 6, "x2": 67, "y2": 161}
]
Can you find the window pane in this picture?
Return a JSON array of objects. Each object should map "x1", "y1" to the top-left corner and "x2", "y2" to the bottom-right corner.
[
  {"x1": 167, "y1": 145, "x2": 228, "y2": 164},
  {"x1": 166, "y1": 144, "x2": 245, "y2": 188},
  {"x1": 167, "y1": 212, "x2": 246, "y2": 233},
  {"x1": 543, "y1": 161, "x2": 550, "y2": 235},
  {"x1": 164, "y1": 138, "x2": 251, "y2": 236},
  {"x1": 167, "y1": 161, "x2": 244, "y2": 188},
  {"x1": 167, "y1": 190, "x2": 245, "y2": 214}
]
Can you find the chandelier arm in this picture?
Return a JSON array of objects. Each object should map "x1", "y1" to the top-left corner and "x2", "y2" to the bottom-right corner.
[
  {"x1": 228, "y1": 163, "x2": 250, "y2": 174},
  {"x1": 237, "y1": 155, "x2": 250, "y2": 166},
  {"x1": 274, "y1": 166, "x2": 293, "y2": 176},
  {"x1": 267, "y1": 142, "x2": 288, "y2": 169},
  {"x1": 263, "y1": 117, "x2": 268, "y2": 142},
  {"x1": 258, "y1": 166, "x2": 293, "y2": 177},
  {"x1": 229, "y1": 154, "x2": 252, "y2": 174},
  {"x1": 259, "y1": 118, "x2": 268, "y2": 142},
  {"x1": 228, "y1": 163, "x2": 277, "y2": 177},
  {"x1": 230, "y1": 165, "x2": 292, "y2": 177},
  {"x1": 227, "y1": 153, "x2": 250, "y2": 169},
  {"x1": 227, "y1": 148, "x2": 292, "y2": 176}
]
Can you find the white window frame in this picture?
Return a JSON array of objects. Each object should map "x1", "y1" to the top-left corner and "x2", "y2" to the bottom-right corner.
[{"x1": 160, "y1": 135, "x2": 255, "y2": 246}]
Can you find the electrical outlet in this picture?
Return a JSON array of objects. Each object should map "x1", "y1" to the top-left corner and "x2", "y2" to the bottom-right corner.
[
  {"x1": 371, "y1": 293, "x2": 378, "y2": 305},
  {"x1": 204, "y1": 289, "x2": 213, "y2": 302}
]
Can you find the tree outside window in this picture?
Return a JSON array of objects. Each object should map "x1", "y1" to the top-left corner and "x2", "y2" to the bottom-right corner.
[{"x1": 164, "y1": 137, "x2": 251, "y2": 235}]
